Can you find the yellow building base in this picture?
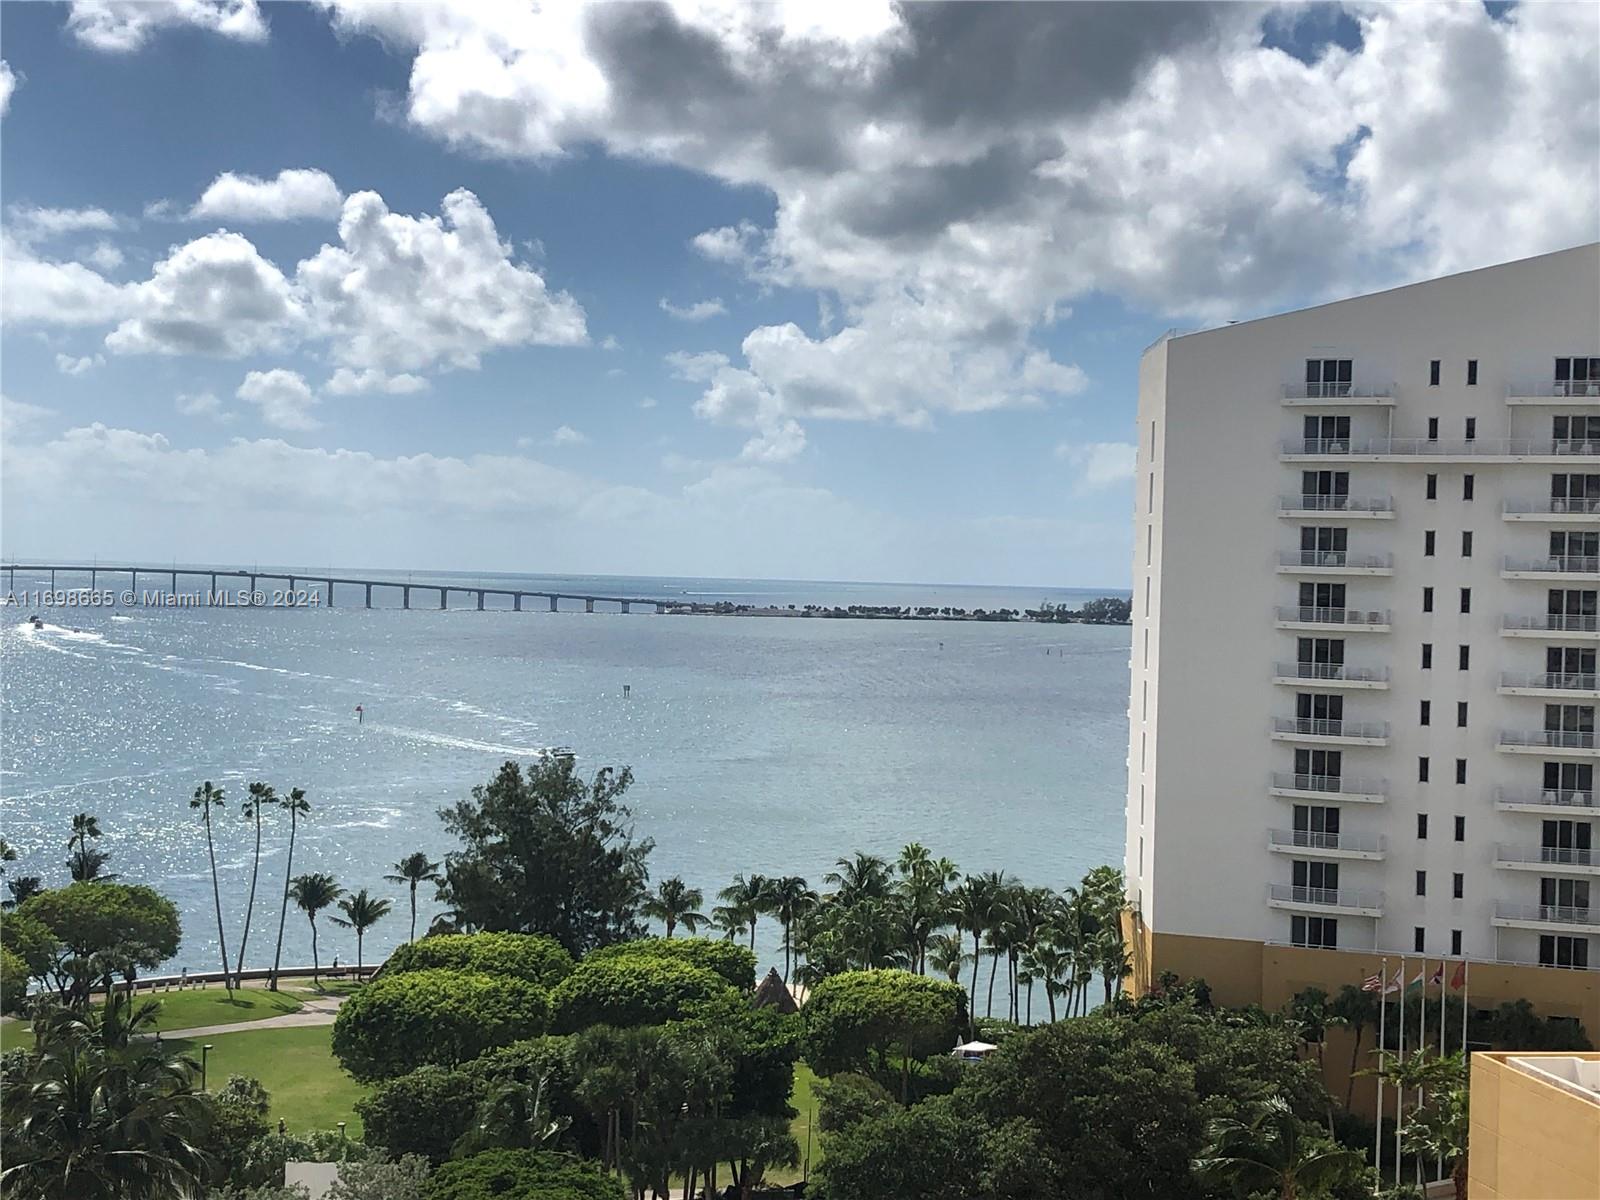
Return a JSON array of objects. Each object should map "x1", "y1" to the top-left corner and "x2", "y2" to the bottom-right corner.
[{"x1": 1468, "y1": 1052, "x2": 1600, "y2": 1199}]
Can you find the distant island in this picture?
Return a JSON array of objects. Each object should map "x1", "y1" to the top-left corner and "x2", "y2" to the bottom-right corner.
[{"x1": 660, "y1": 595, "x2": 1132, "y2": 624}]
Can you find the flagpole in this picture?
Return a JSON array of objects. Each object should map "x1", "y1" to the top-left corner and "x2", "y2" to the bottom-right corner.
[
  {"x1": 1395, "y1": 954, "x2": 1405, "y2": 1188},
  {"x1": 1375, "y1": 956, "x2": 1386, "y2": 1179},
  {"x1": 1417, "y1": 961, "x2": 1428, "y2": 1188},
  {"x1": 1438, "y1": 959, "x2": 1448, "y2": 1183},
  {"x1": 1461, "y1": 959, "x2": 1470, "y2": 1054}
]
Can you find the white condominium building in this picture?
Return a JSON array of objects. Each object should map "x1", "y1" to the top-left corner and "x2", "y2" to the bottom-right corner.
[{"x1": 1125, "y1": 243, "x2": 1600, "y2": 1000}]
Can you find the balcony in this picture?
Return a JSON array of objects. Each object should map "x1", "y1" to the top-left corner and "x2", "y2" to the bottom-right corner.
[
  {"x1": 1272, "y1": 662, "x2": 1391, "y2": 690},
  {"x1": 1281, "y1": 437, "x2": 1600, "y2": 463},
  {"x1": 1276, "y1": 550, "x2": 1394, "y2": 576},
  {"x1": 1271, "y1": 717, "x2": 1390, "y2": 746},
  {"x1": 1495, "y1": 786, "x2": 1598, "y2": 815},
  {"x1": 1275, "y1": 606, "x2": 1391, "y2": 632},
  {"x1": 1270, "y1": 772, "x2": 1388, "y2": 803},
  {"x1": 1267, "y1": 883, "x2": 1384, "y2": 917},
  {"x1": 1268, "y1": 828, "x2": 1386, "y2": 860},
  {"x1": 1502, "y1": 556, "x2": 1600, "y2": 582},
  {"x1": 1492, "y1": 901, "x2": 1600, "y2": 933},
  {"x1": 1503, "y1": 614, "x2": 1600, "y2": 641},
  {"x1": 1498, "y1": 671, "x2": 1599, "y2": 699},
  {"x1": 1498, "y1": 729, "x2": 1599, "y2": 757},
  {"x1": 1495, "y1": 844, "x2": 1600, "y2": 876},
  {"x1": 1277, "y1": 494, "x2": 1395, "y2": 519},
  {"x1": 1506, "y1": 380, "x2": 1600, "y2": 404},
  {"x1": 1503, "y1": 498, "x2": 1600, "y2": 523},
  {"x1": 1282, "y1": 382, "x2": 1396, "y2": 405}
]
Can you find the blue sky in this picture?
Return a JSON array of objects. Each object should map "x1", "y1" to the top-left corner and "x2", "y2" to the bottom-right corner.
[{"x1": 1, "y1": 2, "x2": 1595, "y2": 586}]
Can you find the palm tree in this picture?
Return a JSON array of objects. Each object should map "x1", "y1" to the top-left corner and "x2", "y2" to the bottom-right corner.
[
  {"x1": 233, "y1": 781, "x2": 276, "y2": 985},
  {"x1": 66, "y1": 812, "x2": 101, "y2": 862},
  {"x1": 66, "y1": 846, "x2": 114, "y2": 882},
  {"x1": 190, "y1": 782, "x2": 232, "y2": 995},
  {"x1": 1327, "y1": 983, "x2": 1381, "y2": 1108},
  {"x1": 331, "y1": 888, "x2": 393, "y2": 971},
  {"x1": 640, "y1": 876, "x2": 706, "y2": 939},
  {"x1": 1022, "y1": 940, "x2": 1071, "y2": 1022},
  {"x1": 710, "y1": 904, "x2": 748, "y2": 943},
  {"x1": 823, "y1": 853, "x2": 891, "y2": 905},
  {"x1": 927, "y1": 931, "x2": 969, "y2": 984},
  {"x1": 767, "y1": 876, "x2": 817, "y2": 981},
  {"x1": 384, "y1": 851, "x2": 443, "y2": 944},
  {"x1": 971, "y1": 870, "x2": 1014, "y2": 1019},
  {"x1": 268, "y1": 787, "x2": 311, "y2": 991},
  {"x1": 717, "y1": 873, "x2": 770, "y2": 953},
  {"x1": 0, "y1": 838, "x2": 16, "y2": 874},
  {"x1": 1192, "y1": 1095, "x2": 1363, "y2": 1200},
  {"x1": 3, "y1": 876, "x2": 42, "y2": 910},
  {"x1": 953, "y1": 877, "x2": 990, "y2": 1019},
  {"x1": 288, "y1": 872, "x2": 343, "y2": 986}
]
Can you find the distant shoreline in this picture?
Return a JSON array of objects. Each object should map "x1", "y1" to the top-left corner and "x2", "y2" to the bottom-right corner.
[{"x1": 659, "y1": 600, "x2": 1131, "y2": 625}]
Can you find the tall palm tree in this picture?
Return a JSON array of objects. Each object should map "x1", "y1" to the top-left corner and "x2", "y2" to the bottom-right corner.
[
  {"x1": 233, "y1": 782, "x2": 276, "y2": 985},
  {"x1": 823, "y1": 853, "x2": 892, "y2": 905},
  {"x1": 288, "y1": 872, "x2": 343, "y2": 986},
  {"x1": 4, "y1": 877, "x2": 43, "y2": 910},
  {"x1": 640, "y1": 876, "x2": 706, "y2": 939},
  {"x1": 268, "y1": 787, "x2": 311, "y2": 991},
  {"x1": 717, "y1": 873, "x2": 770, "y2": 953},
  {"x1": 710, "y1": 904, "x2": 748, "y2": 943},
  {"x1": 1327, "y1": 983, "x2": 1381, "y2": 1107},
  {"x1": 190, "y1": 782, "x2": 232, "y2": 995},
  {"x1": 331, "y1": 888, "x2": 393, "y2": 971},
  {"x1": 66, "y1": 846, "x2": 114, "y2": 882},
  {"x1": 384, "y1": 851, "x2": 443, "y2": 944},
  {"x1": 971, "y1": 870, "x2": 1014, "y2": 1019},
  {"x1": 1192, "y1": 1096, "x2": 1363, "y2": 1200},
  {"x1": 927, "y1": 931, "x2": 969, "y2": 984},
  {"x1": 953, "y1": 877, "x2": 990, "y2": 1019},
  {"x1": 768, "y1": 876, "x2": 817, "y2": 981},
  {"x1": 66, "y1": 813, "x2": 102, "y2": 862}
]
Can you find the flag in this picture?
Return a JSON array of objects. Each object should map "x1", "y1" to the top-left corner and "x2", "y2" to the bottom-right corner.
[
  {"x1": 1405, "y1": 969, "x2": 1425, "y2": 993},
  {"x1": 1385, "y1": 967, "x2": 1403, "y2": 994},
  {"x1": 1362, "y1": 972, "x2": 1384, "y2": 992},
  {"x1": 1429, "y1": 964, "x2": 1444, "y2": 988},
  {"x1": 1450, "y1": 961, "x2": 1467, "y2": 990}
]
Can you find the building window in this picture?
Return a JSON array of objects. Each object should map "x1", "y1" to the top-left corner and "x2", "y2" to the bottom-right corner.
[
  {"x1": 1455, "y1": 815, "x2": 1466, "y2": 841},
  {"x1": 1467, "y1": 360, "x2": 1479, "y2": 386},
  {"x1": 1453, "y1": 872, "x2": 1465, "y2": 899},
  {"x1": 1417, "y1": 813, "x2": 1429, "y2": 839},
  {"x1": 1428, "y1": 417, "x2": 1440, "y2": 441},
  {"x1": 1426, "y1": 473, "x2": 1438, "y2": 500},
  {"x1": 1304, "y1": 359, "x2": 1353, "y2": 397},
  {"x1": 1456, "y1": 759, "x2": 1468, "y2": 785},
  {"x1": 1414, "y1": 926, "x2": 1426, "y2": 952},
  {"x1": 1457, "y1": 701, "x2": 1468, "y2": 728},
  {"x1": 1539, "y1": 934, "x2": 1591, "y2": 969},
  {"x1": 1463, "y1": 474, "x2": 1475, "y2": 500},
  {"x1": 1465, "y1": 416, "x2": 1477, "y2": 439},
  {"x1": 1416, "y1": 871, "x2": 1427, "y2": 896},
  {"x1": 1291, "y1": 915, "x2": 1338, "y2": 949},
  {"x1": 1459, "y1": 644, "x2": 1470, "y2": 670},
  {"x1": 1423, "y1": 587, "x2": 1434, "y2": 613},
  {"x1": 1429, "y1": 360, "x2": 1441, "y2": 386},
  {"x1": 1420, "y1": 699, "x2": 1431, "y2": 725},
  {"x1": 1422, "y1": 643, "x2": 1433, "y2": 669},
  {"x1": 1555, "y1": 357, "x2": 1600, "y2": 394},
  {"x1": 1424, "y1": 530, "x2": 1436, "y2": 556},
  {"x1": 1462, "y1": 531, "x2": 1473, "y2": 557},
  {"x1": 1451, "y1": 929, "x2": 1463, "y2": 956},
  {"x1": 1460, "y1": 587, "x2": 1471, "y2": 613},
  {"x1": 1419, "y1": 757, "x2": 1430, "y2": 782}
]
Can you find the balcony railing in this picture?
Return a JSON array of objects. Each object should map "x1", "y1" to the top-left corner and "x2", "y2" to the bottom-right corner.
[
  {"x1": 1275, "y1": 606, "x2": 1391, "y2": 628},
  {"x1": 1271, "y1": 772, "x2": 1387, "y2": 798},
  {"x1": 1274, "y1": 661, "x2": 1390, "y2": 684},
  {"x1": 1499, "y1": 672, "x2": 1599, "y2": 692},
  {"x1": 1284, "y1": 382, "x2": 1395, "y2": 400},
  {"x1": 1503, "y1": 556, "x2": 1600, "y2": 576},
  {"x1": 1504, "y1": 614, "x2": 1600, "y2": 634},
  {"x1": 1500, "y1": 729, "x2": 1598, "y2": 751},
  {"x1": 1278, "y1": 550, "x2": 1394, "y2": 570},
  {"x1": 1495, "y1": 787, "x2": 1597, "y2": 811},
  {"x1": 1493, "y1": 902, "x2": 1600, "y2": 928},
  {"x1": 1269, "y1": 829, "x2": 1385, "y2": 854},
  {"x1": 1268, "y1": 883, "x2": 1384, "y2": 912},
  {"x1": 1496, "y1": 843, "x2": 1598, "y2": 868},
  {"x1": 1504, "y1": 498, "x2": 1600, "y2": 516},
  {"x1": 1509, "y1": 380, "x2": 1600, "y2": 399},
  {"x1": 1272, "y1": 717, "x2": 1389, "y2": 740},
  {"x1": 1278, "y1": 494, "x2": 1394, "y2": 515},
  {"x1": 1282, "y1": 437, "x2": 1600, "y2": 457}
]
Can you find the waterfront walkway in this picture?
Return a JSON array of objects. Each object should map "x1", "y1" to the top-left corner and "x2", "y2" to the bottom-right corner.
[{"x1": 159, "y1": 989, "x2": 345, "y2": 1040}]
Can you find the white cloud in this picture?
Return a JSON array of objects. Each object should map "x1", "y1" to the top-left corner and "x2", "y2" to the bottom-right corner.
[
  {"x1": 66, "y1": 1, "x2": 267, "y2": 53},
  {"x1": 0, "y1": 61, "x2": 18, "y2": 118},
  {"x1": 1, "y1": 395, "x2": 53, "y2": 439},
  {"x1": 324, "y1": 367, "x2": 430, "y2": 396},
  {"x1": 0, "y1": 233, "x2": 133, "y2": 326},
  {"x1": 82, "y1": 241, "x2": 125, "y2": 271},
  {"x1": 55, "y1": 352, "x2": 105, "y2": 376},
  {"x1": 6, "y1": 205, "x2": 122, "y2": 241},
  {"x1": 189, "y1": 168, "x2": 343, "y2": 222},
  {"x1": 175, "y1": 391, "x2": 228, "y2": 420},
  {"x1": 737, "y1": 419, "x2": 806, "y2": 464},
  {"x1": 1055, "y1": 441, "x2": 1136, "y2": 489},
  {"x1": 236, "y1": 368, "x2": 319, "y2": 430},
  {"x1": 659, "y1": 296, "x2": 727, "y2": 322},
  {"x1": 544, "y1": 424, "x2": 588, "y2": 447},
  {"x1": 638, "y1": 395, "x2": 658, "y2": 409}
]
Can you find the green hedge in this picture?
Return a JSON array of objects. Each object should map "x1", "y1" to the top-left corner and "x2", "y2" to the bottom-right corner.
[
  {"x1": 332, "y1": 969, "x2": 548, "y2": 1081},
  {"x1": 384, "y1": 932, "x2": 574, "y2": 987},
  {"x1": 583, "y1": 937, "x2": 757, "y2": 990},
  {"x1": 548, "y1": 956, "x2": 738, "y2": 1033},
  {"x1": 356, "y1": 1064, "x2": 487, "y2": 1163},
  {"x1": 423, "y1": 1150, "x2": 626, "y2": 1200}
]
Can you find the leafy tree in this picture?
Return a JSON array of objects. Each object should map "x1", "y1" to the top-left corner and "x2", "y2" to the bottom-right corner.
[
  {"x1": 466, "y1": 1036, "x2": 599, "y2": 1158},
  {"x1": 1287, "y1": 986, "x2": 1331, "y2": 1064},
  {"x1": 549, "y1": 955, "x2": 736, "y2": 1033},
  {"x1": 235, "y1": 783, "x2": 277, "y2": 984},
  {"x1": 357, "y1": 1064, "x2": 487, "y2": 1163},
  {"x1": 326, "y1": 1155, "x2": 431, "y2": 1200},
  {"x1": 1, "y1": 946, "x2": 30, "y2": 1015},
  {"x1": 1374, "y1": 1050, "x2": 1470, "y2": 1200},
  {"x1": 814, "y1": 1072, "x2": 897, "y2": 1133},
  {"x1": 332, "y1": 968, "x2": 549, "y2": 1080},
  {"x1": 815, "y1": 1093, "x2": 989, "y2": 1200},
  {"x1": 288, "y1": 873, "x2": 343, "y2": 985},
  {"x1": 1193, "y1": 1095, "x2": 1364, "y2": 1200},
  {"x1": 422, "y1": 1149, "x2": 625, "y2": 1200},
  {"x1": 268, "y1": 787, "x2": 311, "y2": 991},
  {"x1": 332, "y1": 888, "x2": 393, "y2": 970},
  {"x1": 1, "y1": 908, "x2": 58, "y2": 1002},
  {"x1": 385, "y1": 852, "x2": 443, "y2": 944},
  {"x1": 583, "y1": 936, "x2": 756, "y2": 990},
  {"x1": 192, "y1": 782, "x2": 234, "y2": 994},
  {"x1": 673, "y1": 992, "x2": 802, "y2": 1119},
  {"x1": 437, "y1": 757, "x2": 652, "y2": 956},
  {"x1": 640, "y1": 876, "x2": 706, "y2": 939},
  {"x1": 804, "y1": 969, "x2": 966, "y2": 1102},
  {"x1": 19, "y1": 882, "x2": 181, "y2": 1002},
  {"x1": 199, "y1": 1074, "x2": 272, "y2": 1186},
  {"x1": 385, "y1": 931, "x2": 574, "y2": 987}
]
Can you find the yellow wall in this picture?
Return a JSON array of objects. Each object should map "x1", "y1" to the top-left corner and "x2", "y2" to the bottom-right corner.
[{"x1": 1468, "y1": 1052, "x2": 1600, "y2": 1199}]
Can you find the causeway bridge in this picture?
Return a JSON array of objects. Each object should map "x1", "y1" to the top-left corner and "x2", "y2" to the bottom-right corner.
[{"x1": 2, "y1": 563, "x2": 672, "y2": 613}]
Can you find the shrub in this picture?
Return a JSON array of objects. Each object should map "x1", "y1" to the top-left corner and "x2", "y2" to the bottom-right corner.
[
  {"x1": 548, "y1": 956, "x2": 737, "y2": 1033},
  {"x1": 584, "y1": 937, "x2": 757, "y2": 990},
  {"x1": 423, "y1": 1149, "x2": 626, "y2": 1200},
  {"x1": 333, "y1": 969, "x2": 549, "y2": 1081},
  {"x1": 804, "y1": 970, "x2": 966, "y2": 1101},
  {"x1": 327, "y1": 1155, "x2": 432, "y2": 1200},
  {"x1": 384, "y1": 933, "x2": 574, "y2": 987},
  {"x1": 357, "y1": 1065, "x2": 486, "y2": 1163},
  {"x1": 1, "y1": 947, "x2": 30, "y2": 1015}
]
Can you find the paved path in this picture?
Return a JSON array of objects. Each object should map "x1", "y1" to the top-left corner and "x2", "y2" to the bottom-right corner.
[{"x1": 161, "y1": 992, "x2": 345, "y2": 1040}]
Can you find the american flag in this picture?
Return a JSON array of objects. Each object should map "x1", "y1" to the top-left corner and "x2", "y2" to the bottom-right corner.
[{"x1": 1361, "y1": 972, "x2": 1384, "y2": 992}]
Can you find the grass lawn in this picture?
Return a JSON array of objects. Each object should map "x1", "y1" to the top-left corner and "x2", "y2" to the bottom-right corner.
[
  {"x1": 171, "y1": 1025, "x2": 371, "y2": 1136},
  {"x1": 0, "y1": 986, "x2": 301, "y2": 1052},
  {"x1": 771, "y1": 1062, "x2": 824, "y2": 1185}
]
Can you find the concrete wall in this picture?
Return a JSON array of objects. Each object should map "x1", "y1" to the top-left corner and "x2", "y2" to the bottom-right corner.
[{"x1": 1469, "y1": 1052, "x2": 1600, "y2": 1199}]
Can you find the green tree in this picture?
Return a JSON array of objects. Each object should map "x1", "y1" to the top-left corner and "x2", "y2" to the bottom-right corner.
[
  {"x1": 717, "y1": 873, "x2": 771, "y2": 954},
  {"x1": 0, "y1": 838, "x2": 16, "y2": 874},
  {"x1": 549, "y1": 955, "x2": 736, "y2": 1033},
  {"x1": 804, "y1": 969, "x2": 966, "y2": 1102},
  {"x1": 200, "y1": 1074, "x2": 272, "y2": 1185},
  {"x1": 1375, "y1": 1050, "x2": 1470, "y2": 1200},
  {"x1": 288, "y1": 872, "x2": 342, "y2": 986},
  {"x1": 19, "y1": 882, "x2": 181, "y2": 1003},
  {"x1": 640, "y1": 876, "x2": 706, "y2": 939},
  {"x1": 5, "y1": 876, "x2": 44, "y2": 910},
  {"x1": 357, "y1": 1065, "x2": 486, "y2": 1163},
  {"x1": 67, "y1": 812, "x2": 102, "y2": 863},
  {"x1": 584, "y1": 936, "x2": 756, "y2": 990},
  {"x1": 437, "y1": 757, "x2": 652, "y2": 956},
  {"x1": 421, "y1": 1149, "x2": 625, "y2": 1200},
  {"x1": 67, "y1": 845, "x2": 115, "y2": 883},
  {"x1": 1327, "y1": 984, "x2": 1381, "y2": 1107},
  {"x1": 768, "y1": 875, "x2": 817, "y2": 981},
  {"x1": 332, "y1": 888, "x2": 393, "y2": 971},
  {"x1": 268, "y1": 787, "x2": 311, "y2": 991},
  {"x1": 1193, "y1": 1095, "x2": 1363, "y2": 1200},
  {"x1": 823, "y1": 853, "x2": 892, "y2": 905},
  {"x1": 235, "y1": 782, "x2": 277, "y2": 984},
  {"x1": 192, "y1": 782, "x2": 234, "y2": 995},
  {"x1": 927, "y1": 931, "x2": 969, "y2": 985},
  {"x1": 327, "y1": 1154, "x2": 431, "y2": 1200},
  {"x1": 386, "y1": 931, "x2": 574, "y2": 986},
  {"x1": 385, "y1": 852, "x2": 443, "y2": 944}
]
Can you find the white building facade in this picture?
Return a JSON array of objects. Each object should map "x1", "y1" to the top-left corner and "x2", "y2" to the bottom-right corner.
[{"x1": 1126, "y1": 243, "x2": 1600, "y2": 979}]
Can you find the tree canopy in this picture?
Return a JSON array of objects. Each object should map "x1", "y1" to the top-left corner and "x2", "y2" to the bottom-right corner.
[
  {"x1": 17, "y1": 883, "x2": 181, "y2": 999},
  {"x1": 804, "y1": 969, "x2": 966, "y2": 1101},
  {"x1": 548, "y1": 955, "x2": 737, "y2": 1034},
  {"x1": 582, "y1": 936, "x2": 756, "y2": 990},
  {"x1": 422, "y1": 1149, "x2": 626, "y2": 1200},
  {"x1": 386, "y1": 932, "x2": 575, "y2": 987}
]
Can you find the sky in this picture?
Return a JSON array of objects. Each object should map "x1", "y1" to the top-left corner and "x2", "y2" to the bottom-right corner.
[{"x1": 1, "y1": 1, "x2": 1596, "y2": 588}]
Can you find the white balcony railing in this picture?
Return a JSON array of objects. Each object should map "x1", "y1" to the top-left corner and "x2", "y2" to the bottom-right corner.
[
  {"x1": 1509, "y1": 380, "x2": 1600, "y2": 399},
  {"x1": 1276, "y1": 606, "x2": 1391, "y2": 628},
  {"x1": 1504, "y1": 614, "x2": 1600, "y2": 634},
  {"x1": 1500, "y1": 729, "x2": 1598, "y2": 751},
  {"x1": 1278, "y1": 493, "x2": 1395, "y2": 514},
  {"x1": 1495, "y1": 787, "x2": 1598, "y2": 810},
  {"x1": 1282, "y1": 437, "x2": 1600, "y2": 457},
  {"x1": 1272, "y1": 717, "x2": 1389, "y2": 740},
  {"x1": 1496, "y1": 843, "x2": 1599, "y2": 868},
  {"x1": 1269, "y1": 828, "x2": 1385, "y2": 854},
  {"x1": 1503, "y1": 556, "x2": 1600, "y2": 576},
  {"x1": 1284, "y1": 382, "x2": 1395, "y2": 400},
  {"x1": 1278, "y1": 550, "x2": 1394, "y2": 570},
  {"x1": 1504, "y1": 498, "x2": 1600, "y2": 516},
  {"x1": 1268, "y1": 883, "x2": 1385, "y2": 912},
  {"x1": 1499, "y1": 672, "x2": 1599, "y2": 692},
  {"x1": 1271, "y1": 772, "x2": 1387, "y2": 797},
  {"x1": 1274, "y1": 661, "x2": 1390, "y2": 684},
  {"x1": 1493, "y1": 902, "x2": 1600, "y2": 928}
]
